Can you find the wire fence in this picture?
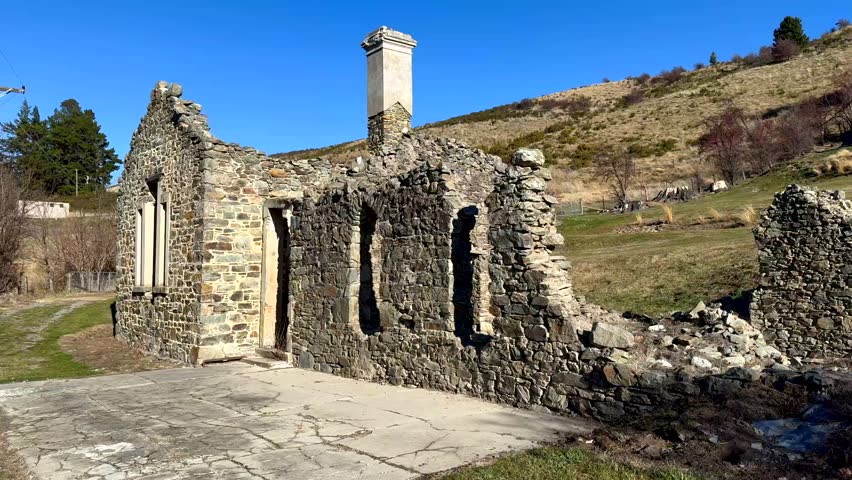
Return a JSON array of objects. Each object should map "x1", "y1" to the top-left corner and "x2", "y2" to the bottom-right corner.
[{"x1": 66, "y1": 272, "x2": 116, "y2": 293}]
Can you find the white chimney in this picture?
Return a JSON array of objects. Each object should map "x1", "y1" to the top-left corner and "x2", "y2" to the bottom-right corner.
[{"x1": 361, "y1": 26, "x2": 417, "y2": 153}]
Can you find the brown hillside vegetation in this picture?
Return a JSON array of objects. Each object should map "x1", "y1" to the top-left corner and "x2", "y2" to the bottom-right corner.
[{"x1": 274, "y1": 27, "x2": 852, "y2": 202}]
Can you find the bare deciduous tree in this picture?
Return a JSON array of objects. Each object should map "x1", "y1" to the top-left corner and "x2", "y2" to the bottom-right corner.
[
  {"x1": 699, "y1": 106, "x2": 749, "y2": 184},
  {"x1": 55, "y1": 212, "x2": 116, "y2": 275},
  {"x1": 0, "y1": 166, "x2": 25, "y2": 293},
  {"x1": 593, "y1": 150, "x2": 637, "y2": 207}
]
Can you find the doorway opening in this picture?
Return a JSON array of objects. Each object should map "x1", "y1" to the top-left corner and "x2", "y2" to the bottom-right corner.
[{"x1": 261, "y1": 206, "x2": 292, "y2": 356}]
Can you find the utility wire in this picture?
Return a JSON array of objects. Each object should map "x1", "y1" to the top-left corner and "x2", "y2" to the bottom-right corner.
[{"x1": 0, "y1": 48, "x2": 25, "y2": 87}]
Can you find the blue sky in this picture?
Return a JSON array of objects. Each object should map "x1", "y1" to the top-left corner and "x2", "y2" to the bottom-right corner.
[{"x1": 1, "y1": 1, "x2": 849, "y2": 181}]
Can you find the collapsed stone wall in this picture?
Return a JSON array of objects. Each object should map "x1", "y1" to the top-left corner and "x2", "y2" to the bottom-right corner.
[
  {"x1": 287, "y1": 138, "x2": 716, "y2": 419},
  {"x1": 118, "y1": 83, "x2": 844, "y2": 421},
  {"x1": 751, "y1": 185, "x2": 852, "y2": 358}
]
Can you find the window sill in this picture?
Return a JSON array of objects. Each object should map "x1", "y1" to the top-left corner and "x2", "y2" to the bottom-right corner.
[
  {"x1": 152, "y1": 286, "x2": 169, "y2": 296},
  {"x1": 132, "y1": 286, "x2": 150, "y2": 295}
]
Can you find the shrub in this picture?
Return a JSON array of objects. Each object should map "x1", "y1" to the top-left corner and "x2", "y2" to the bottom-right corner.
[
  {"x1": 771, "y1": 39, "x2": 801, "y2": 62},
  {"x1": 699, "y1": 106, "x2": 749, "y2": 183},
  {"x1": 516, "y1": 98, "x2": 536, "y2": 110},
  {"x1": 838, "y1": 19, "x2": 851, "y2": 30},
  {"x1": 636, "y1": 73, "x2": 651, "y2": 85},
  {"x1": 741, "y1": 46, "x2": 774, "y2": 67},
  {"x1": 621, "y1": 89, "x2": 645, "y2": 107},
  {"x1": 694, "y1": 62, "x2": 705, "y2": 71},
  {"x1": 602, "y1": 77, "x2": 611, "y2": 83},
  {"x1": 544, "y1": 120, "x2": 572, "y2": 134},
  {"x1": 539, "y1": 96, "x2": 592, "y2": 114},
  {"x1": 657, "y1": 66, "x2": 687, "y2": 85},
  {"x1": 569, "y1": 143, "x2": 601, "y2": 169},
  {"x1": 730, "y1": 53, "x2": 743, "y2": 63},
  {"x1": 774, "y1": 16, "x2": 810, "y2": 47},
  {"x1": 709, "y1": 52, "x2": 718, "y2": 65},
  {"x1": 776, "y1": 103, "x2": 820, "y2": 159}
]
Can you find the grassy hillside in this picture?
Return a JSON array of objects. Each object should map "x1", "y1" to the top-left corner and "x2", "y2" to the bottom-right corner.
[
  {"x1": 274, "y1": 27, "x2": 852, "y2": 202},
  {"x1": 559, "y1": 147, "x2": 852, "y2": 317}
]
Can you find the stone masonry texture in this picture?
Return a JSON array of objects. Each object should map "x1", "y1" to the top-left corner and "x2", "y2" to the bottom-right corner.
[
  {"x1": 367, "y1": 102, "x2": 411, "y2": 154},
  {"x1": 118, "y1": 83, "x2": 848, "y2": 422},
  {"x1": 751, "y1": 184, "x2": 852, "y2": 358}
]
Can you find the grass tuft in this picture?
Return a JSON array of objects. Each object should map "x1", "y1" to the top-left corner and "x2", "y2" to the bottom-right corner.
[
  {"x1": 438, "y1": 446, "x2": 702, "y2": 480},
  {"x1": 661, "y1": 204, "x2": 674, "y2": 224},
  {"x1": 737, "y1": 206, "x2": 757, "y2": 226},
  {"x1": 709, "y1": 207, "x2": 722, "y2": 221}
]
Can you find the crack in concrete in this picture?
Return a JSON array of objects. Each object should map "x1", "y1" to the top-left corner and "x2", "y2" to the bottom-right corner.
[{"x1": 1, "y1": 366, "x2": 594, "y2": 479}]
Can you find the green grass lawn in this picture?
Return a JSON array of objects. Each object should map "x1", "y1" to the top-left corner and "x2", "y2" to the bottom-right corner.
[
  {"x1": 439, "y1": 447, "x2": 700, "y2": 480},
  {"x1": 559, "y1": 149, "x2": 852, "y2": 317},
  {"x1": 0, "y1": 299, "x2": 115, "y2": 383}
]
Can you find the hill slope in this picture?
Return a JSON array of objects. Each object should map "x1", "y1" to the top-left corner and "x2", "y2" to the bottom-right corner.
[{"x1": 274, "y1": 28, "x2": 852, "y2": 202}]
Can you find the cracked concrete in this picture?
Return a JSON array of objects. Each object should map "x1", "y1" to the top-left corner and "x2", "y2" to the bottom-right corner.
[{"x1": 0, "y1": 363, "x2": 595, "y2": 479}]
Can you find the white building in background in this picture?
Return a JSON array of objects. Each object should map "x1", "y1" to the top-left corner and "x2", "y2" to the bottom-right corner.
[{"x1": 19, "y1": 200, "x2": 70, "y2": 219}]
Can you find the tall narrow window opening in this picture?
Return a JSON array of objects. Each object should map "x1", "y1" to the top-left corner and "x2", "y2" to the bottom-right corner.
[
  {"x1": 358, "y1": 205, "x2": 381, "y2": 335},
  {"x1": 453, "y1": 206, "x2": 487, "y2": 346},
  {"x1": 269, "y1": 208, "x2": 291, "y2": 351},
  {"x1": 135, "y1": 176, "x2": 169, "y2": 289}
]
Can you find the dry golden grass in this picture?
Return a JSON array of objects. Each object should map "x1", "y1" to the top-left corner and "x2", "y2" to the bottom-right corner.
[
  {"x1": 418, "y1": 28, "x2": 852, "y2": 201},
  {"x1": 815, "y1": 149, "x2": 852, "y2": 175},
  {"x1": 737, "y1": 206, "x2": 758, "y2": 226},
  {"x1": 275, "y1": 29, "x2": 852, "y2": 202},
  {"x1": 661, "y1": 204, "x2": 674, "y2": 224},
  {"x1": 634, "y1": 213, "x2": 643, "y2": 225},
  {"x1": 709, "y1": 208, "x2": 722, "y2": 221}
]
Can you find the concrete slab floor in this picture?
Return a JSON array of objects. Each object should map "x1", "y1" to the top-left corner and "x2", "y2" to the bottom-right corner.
[{"x1": 0, "y1": 363, "x2": 596, "y2": 479}]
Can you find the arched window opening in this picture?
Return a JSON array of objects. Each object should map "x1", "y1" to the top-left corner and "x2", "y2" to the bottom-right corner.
[{"x1": 359, "y1": 205, "x2": 381, "y2": 335}]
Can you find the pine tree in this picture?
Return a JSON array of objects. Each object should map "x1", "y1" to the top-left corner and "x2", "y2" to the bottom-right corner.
[
  {"x1": 709, "y1": 52, "x2": 718, "y2": 65},
  {"x1": 45, "y1": 100, "x2": 120, "y2": 194},
  {"x1": 0, "y1": 99, "x2": 120, "y2": 194},
  {"x1": 773, "y1": 16, "x2": 809, "y2": 47},
  {"x1": 0, "y1": 101, "x2": 51, "y2": 190}
]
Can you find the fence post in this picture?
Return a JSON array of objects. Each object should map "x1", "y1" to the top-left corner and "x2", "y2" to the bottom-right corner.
[{"x1": 579, "y1": 198, "x2": 584, "y2": 215}]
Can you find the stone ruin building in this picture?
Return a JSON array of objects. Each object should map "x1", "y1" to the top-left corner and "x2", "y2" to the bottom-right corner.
[{"x1": 116, "y1": 27, "x2": 851, "y2": 420}]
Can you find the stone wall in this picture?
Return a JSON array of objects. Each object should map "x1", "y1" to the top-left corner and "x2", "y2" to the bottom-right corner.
[
  {"x1": 285, "y1": 139, "x2": 707, "y2": 420},
  {"x1": 118, "y1": 83, "x2": 847, "y2": 422},
  {"x1": 115, "y1": 82, "x2": 207, "y2": 363},
  {"x1": 751, "y1": 184, "x2": 852, "y2": 358},
  {"x1": 367, "y1": 102, "x2": 411, "y2": 154},
  {"x1": 117, "y1": 82, "x2": 335, "y2": 363}
]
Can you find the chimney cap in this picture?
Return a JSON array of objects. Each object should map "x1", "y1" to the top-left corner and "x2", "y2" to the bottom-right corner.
[{"x1": 361, "y1": 26, "x2": 417, "y2": 53}]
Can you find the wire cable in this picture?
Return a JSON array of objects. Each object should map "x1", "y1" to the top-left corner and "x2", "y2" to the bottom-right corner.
[{"x1": 0, "y1": 48, "x2": 24, "y2": 87}]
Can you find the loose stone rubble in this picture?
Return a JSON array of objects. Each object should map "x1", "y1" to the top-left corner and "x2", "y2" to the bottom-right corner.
[{"x1": 751, "y1": 185, "x2": 852, "y2": 358}]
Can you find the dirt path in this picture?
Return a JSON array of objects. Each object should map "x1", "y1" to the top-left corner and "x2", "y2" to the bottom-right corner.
[{"x1": 59, "y1": 324, "x2": 178, "y2": 375}]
